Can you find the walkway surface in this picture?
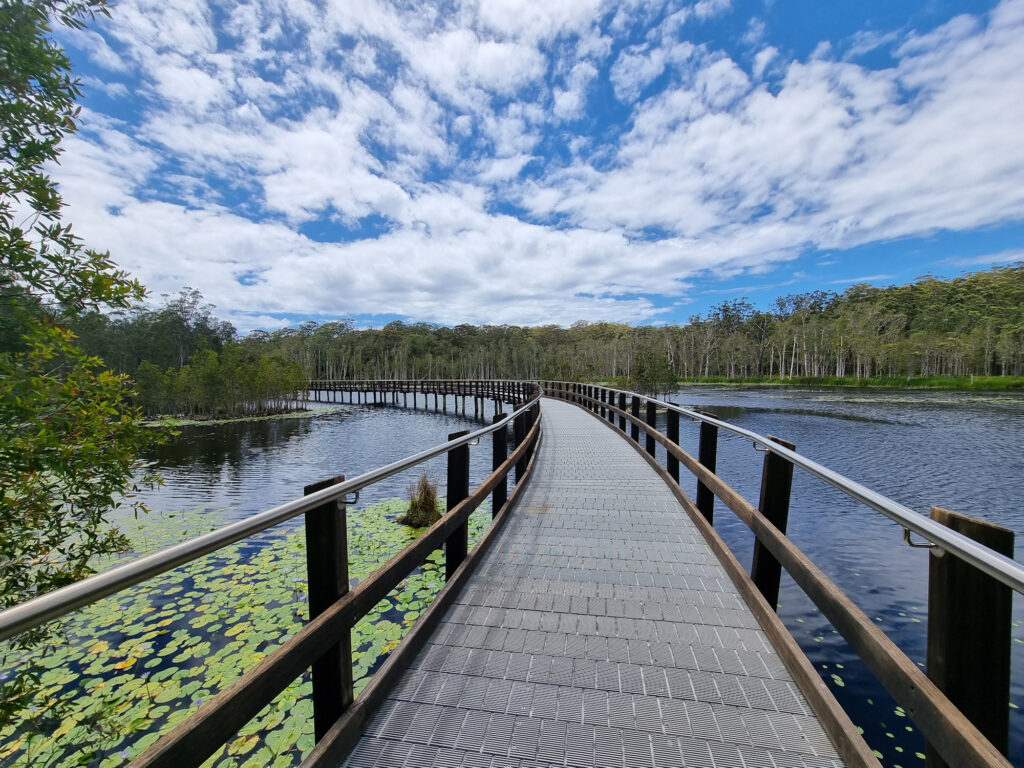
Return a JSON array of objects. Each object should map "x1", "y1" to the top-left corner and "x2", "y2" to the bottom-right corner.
[{"x1": 341, "y1": 398, "x2": 844, "y2": 768}]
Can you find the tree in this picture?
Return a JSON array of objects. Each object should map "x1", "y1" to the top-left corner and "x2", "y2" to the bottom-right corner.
[{"x1": 1, "y1": 0, "x2": 156, "y2": 722}]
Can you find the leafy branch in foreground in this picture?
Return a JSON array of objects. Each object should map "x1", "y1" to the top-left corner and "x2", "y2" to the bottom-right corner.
[{"x1": 1, "y1": 0, "x2": 157, "y2": 726}]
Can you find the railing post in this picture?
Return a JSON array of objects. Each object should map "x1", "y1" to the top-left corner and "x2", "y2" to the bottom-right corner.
[
  {"x1": 492, "y1": 413, "x2": 507, "y2": 516},
  {"x1": 606, "y1": 389, "x2": 614, "y2": 424},
  {"x1": 618, "y1": 392, "x2": 626, "y2": 432},
  {"x1": 926, "y1": 506, "x2": 1014, "y2": 767},
  {"x1": 696, "y1": 412, "x2": 718, "y2": 524},
  {"x1": 514, "y1": 410, "x2": 527, "y2": 483},
  {"x1": 645, "y1": 400, "x2": 657, "y2": 457},
  {"x1": 303, "y1": 475, "x2": 354, "y2": 741},
  {"x1": 665, "y1": 404, "x2": 680, "y2": 484},
  {"x1": 445, "y1": 430, "x2": 470, "y2": 581},
  {"x1": 528, "y1": 402, "x2": 539, "y2": 462},
  {"x1": 749, "y1": 436, "x2": 795, "y2": 610},
  {"x1": 630, "y1": 396, "x2": 640, "y2": 442}
]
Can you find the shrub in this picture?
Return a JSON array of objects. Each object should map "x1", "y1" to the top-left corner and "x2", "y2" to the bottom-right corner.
[{"x1": 399, "y1": 473, "x2": 441, "y2": 527}]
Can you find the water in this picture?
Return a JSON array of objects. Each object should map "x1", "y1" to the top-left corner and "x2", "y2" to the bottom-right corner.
[
  {"x1": 110, "y1": 389, "x2": 1024, "y2": 764},
  {"x1": 134, "y1": 399, "x2": 505, "y2": 538},
  {"x1": 659, "y1": 386, "x2": 1024, "y2": 765}
]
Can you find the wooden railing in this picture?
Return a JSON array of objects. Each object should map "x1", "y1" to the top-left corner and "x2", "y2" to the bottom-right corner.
[
  {"x1": 543, "y1": 381, "x2": 1016, "y2": 768},
  {"x1": 0, "y1": 381, "x2": 542, "y2": 768},
  {"x1": 309, "y1": 378, "x2": 534, "y2": 415}
]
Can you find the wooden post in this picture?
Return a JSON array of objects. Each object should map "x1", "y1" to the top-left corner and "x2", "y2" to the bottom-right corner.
[
  {"x1": 630, "y1": 396, "x2": 640, "y2": 441},
  {"x1": 645, "y1": 400, "x2": 657, "y2": 457},
  {"x1": 666, "y1": 405, "x2": 680, "y2": 484},
  {"x1": 926, "y1": 506, "x2": 1014, "y2": 767},
  {"x1": 492, "y1": 413, "x2": 508, "y2": 518},
  {"x1": 514, "y1": 411, "x2": 527, "y2": 483},
  {"x1": 696, "y1": 413, "x2": 718, "y2": 524},
  {"x1": 750, "y1": 436, "x2": 795, "y2": 610},
  {"x1": 445, "y1": 430, "x2": 470, "y2": 581},
  {"x1": 618, "y1": 393, "x2": 627, "y2": 432},
  {"x1": 303, "y1": 475, "x2": 353, "y2": 741}
]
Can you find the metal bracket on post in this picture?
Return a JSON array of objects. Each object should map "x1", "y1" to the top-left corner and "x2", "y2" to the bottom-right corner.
[
  {"x1": 904, "y1": 527, "x2": 939, "y2": 550},
  {"x1": 750, "y1": 436, "x2": 795, "y2": 611},
  {"x1": 445, "y1": 430, "x2": 471, "y2": 581},
  {"x1": 303, "y1": 474, "x2": 354, "y2": 741}
]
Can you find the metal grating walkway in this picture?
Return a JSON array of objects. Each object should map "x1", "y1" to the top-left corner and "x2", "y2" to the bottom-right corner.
[{"x1": 341, "y1": 398, "x2": 845, "y2": 768}]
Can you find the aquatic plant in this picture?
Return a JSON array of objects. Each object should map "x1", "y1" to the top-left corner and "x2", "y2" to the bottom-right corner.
[
  {"x1": 0, "y1": 498, "x2": 491, "y2": 766},
  {"x1": 397, "y1": 473, "x2": 441, "y2": 528}
]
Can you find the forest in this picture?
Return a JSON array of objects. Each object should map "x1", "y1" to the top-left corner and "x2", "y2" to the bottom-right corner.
[
  {"x1": 69, "y1": 289, "x2": 306, "y2": 418},
  {"x1": 69, "y1": 264, "x2": 1024, "y2": 411}
]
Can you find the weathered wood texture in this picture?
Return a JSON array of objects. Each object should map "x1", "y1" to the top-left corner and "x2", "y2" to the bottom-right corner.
[
  {"x1": 926, "y1": 506, "x2": 1014, "y2": 768},
  {"x1": 303, "y1": 475, "x2": 354, "y2": 741},
  {"x1": 750, "y1": 436, "x2": 796, "y2": 611}
]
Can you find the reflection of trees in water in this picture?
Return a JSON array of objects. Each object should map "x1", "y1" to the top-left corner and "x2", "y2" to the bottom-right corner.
[{"x1": 149, "y1": 418, "x2": 317, "y2": 470}]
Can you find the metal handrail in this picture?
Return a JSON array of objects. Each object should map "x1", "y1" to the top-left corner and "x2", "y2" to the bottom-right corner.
[
  {"x1": 0, "y1": 388, "x2": 542, "y2": 643},
  {"x1": 543, "y1": 381, "x2": 1024, "y2": 595}
]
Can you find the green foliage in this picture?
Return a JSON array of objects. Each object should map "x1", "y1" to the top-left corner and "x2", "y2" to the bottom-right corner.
[
  {"x1": 69, "y1": 290, "x2": 307, "y2": 418},
  {"x1": 145, "y1": 265, "x2": 1018, "y2": 387},
  {"x1": 1, "y1": 0, "x2": 156, "y2": 726},
  {"x1": 0, "y1": 499, "x2": 492, "y2": 766},
  {"x1": 397, "y1": 474, "x2": 441, "y2": 528}
]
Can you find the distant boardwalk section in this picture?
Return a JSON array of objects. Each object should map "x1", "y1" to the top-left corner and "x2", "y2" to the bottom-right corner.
[{"x1": 342, "y1": 398, "x2": 844, "y2": 767}]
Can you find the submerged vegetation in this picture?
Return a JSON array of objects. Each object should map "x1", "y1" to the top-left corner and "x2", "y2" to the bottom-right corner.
[{"x1": 0, "y1": 498, "x2": 490, "y2": 767}]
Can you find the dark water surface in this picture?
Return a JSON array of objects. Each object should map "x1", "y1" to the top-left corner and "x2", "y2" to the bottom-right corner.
[{"x1": 131, "y1": 389, "x2": 1024, "y2": 767}]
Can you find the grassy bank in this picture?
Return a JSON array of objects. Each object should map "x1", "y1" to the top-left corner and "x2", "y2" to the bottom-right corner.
[{"x1": 667, "y1": 375, "x2": 1024, "y2": 391}]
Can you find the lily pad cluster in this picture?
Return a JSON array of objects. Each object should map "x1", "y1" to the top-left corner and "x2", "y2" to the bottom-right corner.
[{"x1": 0, "y1": 498, "x2": 491, "y2": 767}]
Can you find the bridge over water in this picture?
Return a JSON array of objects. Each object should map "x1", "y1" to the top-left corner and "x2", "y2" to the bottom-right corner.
[{"x1": 0, "y1": 380, "x2": 1018, "y2": 768}]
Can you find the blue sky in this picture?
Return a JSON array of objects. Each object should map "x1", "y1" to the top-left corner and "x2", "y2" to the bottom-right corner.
[{"x1": 54, "y1": 0, "x2": 1024, "y2": 332}]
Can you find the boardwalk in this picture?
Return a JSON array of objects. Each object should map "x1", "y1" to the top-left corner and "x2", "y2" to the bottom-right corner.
[{"x1": 342, "y1": 398, "x2": 845, "y2": 768}]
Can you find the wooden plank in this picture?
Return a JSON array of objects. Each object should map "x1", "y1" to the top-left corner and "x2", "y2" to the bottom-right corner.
[
  {"x1": 491, "y1": 412, "x2": 507, "y2": 518},
  {"x1": 645, "y1": 400, "x2": 657, "y2": 456},
  {"x1": 303, "y1": 476, "x2": 354, "y2": 741},
  {"x1": 926, "y1": 506, "x2": 1014, "y2": 768},
  {"x1": 696, "y1": 413, "x2": 718, "y2": 524},
  {"x1": 750, "y1": 436, "x2": 795, "y2": 611},
  {"x1": 445, "y1": 430, "x2": 470, "y2": 581},
  {"x1": 665, "y1": 404, "x2": 680, "y2": 484}
]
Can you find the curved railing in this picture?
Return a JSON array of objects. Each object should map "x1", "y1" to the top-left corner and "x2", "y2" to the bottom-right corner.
[
  {"x1": 0, "y1": 382, "x2": 543, "y2": 767},
  {"x1": 543, "y1": 380, "x2": 1020, "y2": 768}
]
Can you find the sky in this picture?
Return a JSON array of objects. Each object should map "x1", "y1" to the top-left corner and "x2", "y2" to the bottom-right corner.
[{"x1": 53, "y1": 0, "x2": 1024, "y2": 333}]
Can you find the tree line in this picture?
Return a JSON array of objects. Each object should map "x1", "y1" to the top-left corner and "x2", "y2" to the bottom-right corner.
[
  {"x1": 69, "y1": 289, "x2": 306, "y2": 418},
  {"x1": 246, "y1": 264, "x2": 1024, "y2": 391},
  {"x1": 71, "y1": 264, "x2": 1023, "y2": 405}
]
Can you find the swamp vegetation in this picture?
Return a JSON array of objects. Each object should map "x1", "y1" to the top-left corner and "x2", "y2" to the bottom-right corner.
[{"x1": 0, "y1": 498, "x2": 492, "y2": 767}]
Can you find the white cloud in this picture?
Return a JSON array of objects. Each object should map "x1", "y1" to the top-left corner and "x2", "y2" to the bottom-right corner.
[
  {"x1": 752, "y1": 46, "x2": 777, "y2": 79},
  {"x1": 49, "y1": 0, "x2": 1024, "y2": 328},
  {"x1": 693, "y1": 0, "x2": 732, "y2": 21}
]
